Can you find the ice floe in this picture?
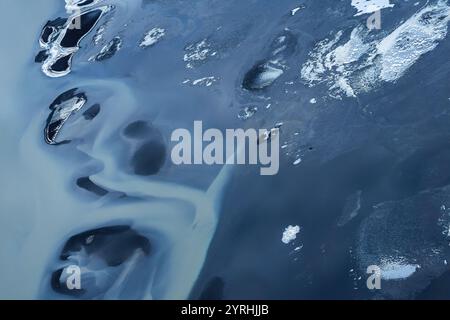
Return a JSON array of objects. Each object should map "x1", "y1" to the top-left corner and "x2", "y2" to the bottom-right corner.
[
  {"x1": 188, "y1": 76, "x2": 219, "y2": 87},
  {"x1": 237, "y1": 106, "x2": 258, "y2": 121},
  {"x1": 242, "y1": 30, "x2": 297, "y2": 91},
  {"x1": 351, "y1": 0, "x2": 394, "y2": 16},
  {"x1": 301, "y1": 1, "x2": 450, "y2": 99},
  {"x1": 139, "y1": 27, "x2": 165, "y2": 48},
  {"x1": 291, "y1": 5, "x2": 305, "y2": 16},
  {"x1": 90, "y1": 36, "x2": 122, "y2": 61},
  {"x1": 183, "y1": 39, "x2": 218, "y2": 69},
  {"x1": 282, "y1": 225, "x2": 300, "y2": 244}
]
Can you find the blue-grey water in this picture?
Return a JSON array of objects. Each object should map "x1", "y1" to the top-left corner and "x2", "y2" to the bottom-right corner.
[{"x1": 1, "y1": 0, "x2": 450, "y2": 300}]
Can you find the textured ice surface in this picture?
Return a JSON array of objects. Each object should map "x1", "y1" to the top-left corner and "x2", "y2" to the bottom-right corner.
[
  {"x1": 301, "y1": 1, "x2": 450, "y2": 98},
  {"x1": 357, "y1": 185, "x2": 450, "y2": 298},
  {"x1": 90, "y1": 36, "x2": 122, "y2": 61},
  {"x1": 351, "y1": 0, "x2": 394, "y2": 16},
  {"x1": 337, "y1": 190, "x2": 362, "y2": 227},
  {"x1": 37, "y1": 6, "x2": 109, "y2": 77}
]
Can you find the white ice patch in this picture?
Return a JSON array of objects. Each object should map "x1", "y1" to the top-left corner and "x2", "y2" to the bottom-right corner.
[
  {"x1": 65, "y1": 0, "x2": 105, "y2": 13},
  {"x1": 380, "y1": 257, "x2": 420, "y2": 280},
  {"x1": 351, "y1": 0, "x2": 394, "y2": 16},
  {"x1": 282, "y1": 225, "x2": 300, "y2": 244},
  {"x1": 301, "y1": 1, "x2": 450, "y2": 99},
  {"x1": 376, "y1": 3, "x2": 450, "y2": 82},
  {"x1": 258, "y1": 64, "x2": 284, "y2": 87},
  {"x1": 183, "y1": 39, "x2": 217, "y2": 68},
  {"x1": 301, "y1": 27, "x2": 368, "y2": 98},
  {"x1": 140, "y1": 28, "x2": 165, "y2": 48},
  {"x1": 291, "y1": 6, "x2": 304, "y2": 16},
  {"x1": 183, "y1": 76, "x2": 219, "y2": 87}
]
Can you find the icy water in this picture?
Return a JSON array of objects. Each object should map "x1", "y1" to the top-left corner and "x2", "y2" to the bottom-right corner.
[{"x1": 1, "y1": 0, "x2": 450, "y2": 299}]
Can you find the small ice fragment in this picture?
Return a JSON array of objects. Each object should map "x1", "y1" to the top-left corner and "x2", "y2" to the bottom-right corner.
[
  {"x1": 291, "y1": 5, "x2": 305, "y2": 16},
  {"x1": 282, "y1": 225, "x2": 300, "y2": 244},
  {"x1": 191, "y1": 76, "x2": 217, "y2": 87},
  {"x1": 291, "y1": 7, "x2": 301, "y2": 15},
  {"x1": 85, "y1": 235, "x2": 95, "y2": 245},
  {"x1": 140, "y1": 28, "x2": 165, "y2": 48},
  {"x1": 238, "y1": 106, "x2": 258, "y2": 120},
  {"x1": 351, "y1": 0, "x2": 394, "y2": 16},
  {"x1": 380, "y1": 258, "x2": 420, "y2": 280}
]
